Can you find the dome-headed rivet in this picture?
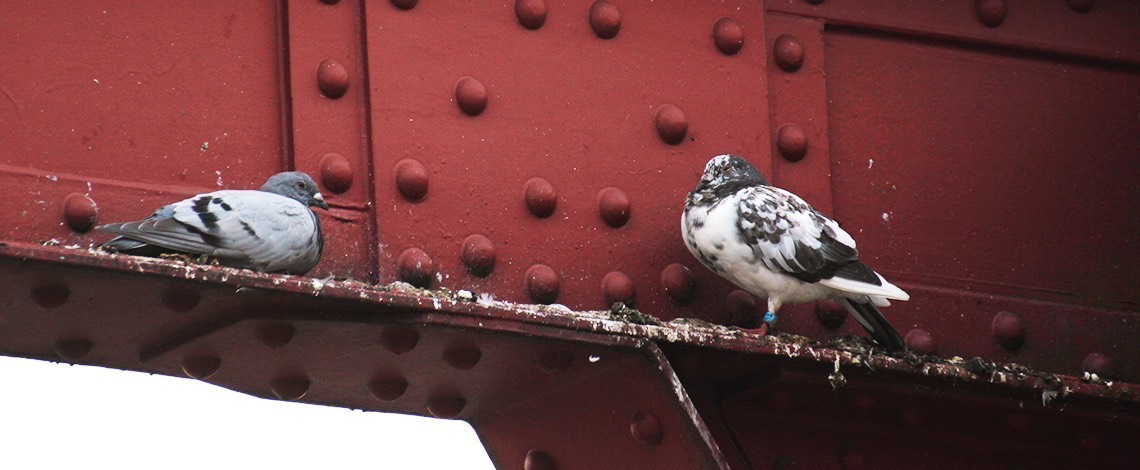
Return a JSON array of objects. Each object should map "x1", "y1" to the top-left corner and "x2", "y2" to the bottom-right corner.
[
  {"x1": 524, "y1": 177, "x2": 557, "y2": 218},
  {"x1": 726, "y1": 290, "x2": 760, "y2": 328},
  {"x1": 1066, "y1": 0, "x2": 1094, "y2": 13},
  {"x1": 526, "y1": 264, "x2": 560, "y2": 304},
  {"x1": 31, "y1": 281, "x2": 70, "y2": 310},
  {"x1": 397, "y1": 247, "x2": 434, "y2": 288},
  {"x1": 161, "y1": 288, "x2": 200, "y2": 314},
  {"x1": 602, "y1": 271, "x2": 636, "y2": 306},
  {"x1": 181, "y1": 355, "x2": 221, "y2": 379},
  {"x1": 390, "y1": 0, "x2": 418, "y2": 10},
  {"x1": 776, "y1": 123, "x2": 809, "y2": 162},
  {"x1": 54, "y1": 338, "x2": 94, "y2": 363},
  {"x1": 455, "y1": 76, "x2": 488, "y2": 116},
  {"x1": 975, "y1": 0, "x2": 1007, "y2": 28},
  {"x1": 1082, "y1": 353, "x2": 1114, "y2": 379},
  {"x1": 426, "y1": 393, "x2": 466, "y2": 419},
  {"x1": 394, "y1": 158, "x2": 429, "y2": 202},
  {"x1": 316, "y1": 59, "x2": 349, "y2": 99},
  {"x1": 368, "y1": 373, "x2": 409, "y2": 401},
  {"x1": 461, "y1": 234, "x2": 496, "y2": 277},
  {"x1": 379, "y1": 326, "x2": 420, "y2": 355},
  {"x1": 597, "y1": 187, "x2": 631, "y2": 228},
  {"x1": 814, "y1": 301, "x2": 847, "y2": 329},
  {"x1": 256, "y1": 321, "x2": 296, "y2": 349},
  {"x1": 654, "y1": 104, "x2": 688, "y2": 145},
  {"x1": 63, "y1": 193, "x2": 98, "y2": 233},
  {"x1": 270, "y1": 376, "x2": 311, "y2": 401},
  {"x1": 443, "y1": 345, "x2": 482, "y2": 370},
  {"x1": 773, "y1": 34, "x2": 805, "y2": 72},
  {"x1": 515, "y1": 0, "x2": 547, "y2": 29},
  {"x1": 525, "y1": 449, "x2": 557, "y2": 470},
  {"x1": 319, "y1": 152, "x2": 353, "y2": 194},
  {"x1": 905, "y1": 329, "x2": 937, "y2": 355},
  {"x1": 991, "y1": 310, "x2": 1025, "y2": 350},
  {"x1": 712, "y1": 17, "x2": 744, "y2": 55},
  {"x1": 661, "y1": 263, "x2": 696, "y2": 305},
  {"x1": 589, "y1": 1, "x2": 621, "y2": 39},
  {"x1": 630, "y1": 411, "x2": 663, "y2": 446}
]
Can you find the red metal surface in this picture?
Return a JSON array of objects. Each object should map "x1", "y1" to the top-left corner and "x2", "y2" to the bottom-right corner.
[{"x1": 1, "y1": 1, "x2": 1139, "y2": 468}]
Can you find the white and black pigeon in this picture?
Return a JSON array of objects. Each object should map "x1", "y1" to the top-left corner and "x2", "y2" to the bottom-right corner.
[
  {"x1": 682, "y1": 154, "x2": 909, "y2": 351},
  {"x1": 97, "y1": 171, "x2": 328, "y2": 275}
]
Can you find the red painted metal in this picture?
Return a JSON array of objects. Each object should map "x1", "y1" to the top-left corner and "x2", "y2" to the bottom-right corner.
[{"x1": 1, "y1": 1, "x2": 1138, "y2": 468}]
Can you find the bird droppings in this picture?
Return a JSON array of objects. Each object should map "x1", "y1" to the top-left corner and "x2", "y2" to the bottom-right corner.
[
  {"x1": 10, "y1": 242, "x2": 1130, "y2": 408},
  {"x1": 158, "y1": 252, "x2": 220, "y2": 267}
]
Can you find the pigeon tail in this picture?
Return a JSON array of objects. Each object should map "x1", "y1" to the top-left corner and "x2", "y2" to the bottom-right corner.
[{"x1": 839, "y1": 298, "x2": 906, "y2": 352}]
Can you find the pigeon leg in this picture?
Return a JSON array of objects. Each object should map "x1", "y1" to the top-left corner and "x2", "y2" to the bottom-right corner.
[{"x1": 741, "y1": 299, "x2": 781, "y2": 336}]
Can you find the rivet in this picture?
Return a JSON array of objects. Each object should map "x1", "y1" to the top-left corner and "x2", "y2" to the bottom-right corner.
[
  {"x1": 455, "y1": 76, "x2": 488, "y2": 116},
  {"x1": 776, "y1": 123, "x2": 809, "y2": 162},
  {"x1": 814, "y1": 301, "x2": 847, "y2": 329},
  {"x1": 514, "y1": 0, "x2": 547, "y2": 30},
  {"x1": 524, "y1": 449, "x2": 557, "y2": 470},
  {"x1": 654, "y1": 104, "x2": 688, "y2": 145},
  {"x1": 597, "y1": 187, "x2": 631, "y2": 228},
  {"x1": 975, "y1": 0, "x2": 1007, "y2": 28},
  {"x1": 602, "y1": 271, "x2": 636, "y2": 306},
  {"x1": 390, "y1": 0, "x2": 417, "y2": 10},
  {"x1": 63, "y1": 193, "x2": 98, "y2": 233},
  {"x1": 725, "y1": 289, "x2": 760, "y2": 328},
  {"x1": 525, "y1": 264, "x2": 560, "y2": 304},
  {"x1": 54, "y1": 338, "x2": 93, "y2": 363},
  {"x1": 630, "y1": 411, "x2": 663, "y2": 446},
  {"x1": 461, "y1": 234, "x2": 497, "y2": 277},
  {"x1": 443, "y1": 345, "x2": 482, "y2": 370},
  {"x1": 1081, "y1": 352, "x2": 1114, "y2": 379},
  {"x1": 368, "y1": 372, "x2": 408, "y2": 401},
  {"x1": 991, "y1": 311, "x2": 1025, "y2": 350},
  {"x1": 524, "y1": 177, "x2": 557, "y2": 218},
  {"x1": 660, "y1": 263, "x2": 696, "y2": 305},
  {"x1": 712, "y1": 17, "x2": 744, "y2": 55},
  {"x1": 1066, "y1": 0, "x2": 1094, "y2": 13},
  {"x1": 905, "y1": 329, "x2": 937, "y2": 355},
  {"x1": 773, "y1": 34, "x2": 805, "y2": 72},
  {"x1": 256, "y1": 321, "x2": 296, "y2": 349},
  {"x1": 270, "y1": 376, "x2": 311, "y2": 401},
  {"x1": 180, "y1": 355, "x2": 221, "y2": 379},
  {"x1": 394, "y1": 158, "x2": 429, "y2": 202},
  {"x1": 379, "y1": 326, "x2": 420, "y2": 355},
  {"x1": 319, "y1": 153, "x2": 353, "y2": 194},
  {"x1": 397, "y1": 247, "x2": 434, "y2": 288},
  {"x1": 161, "y1": 288, "x2": 200, "y2": 314},
  {"x1": 589, "y1": 1, "x2": 621, "y2": 39},
  {"x1": 838, "y1": 443, "x2": 866, "y2": 470},
  {"x1": 31, "y1": 281, "x2": 70, "y2": 310},
  {"x1": 537, "y1": 349, "x2": 573, "y2": 374},
  {"x1": 426, "y1": 393, "x2": 466, "y2": 419},
  {"x1": 316, "y1": 59, "x2": 349, "y2": 99}
]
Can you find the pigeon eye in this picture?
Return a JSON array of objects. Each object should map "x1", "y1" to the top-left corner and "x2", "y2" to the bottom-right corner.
[{"x1": 295, "y1": 181, "x2": 306, "y2": 190}]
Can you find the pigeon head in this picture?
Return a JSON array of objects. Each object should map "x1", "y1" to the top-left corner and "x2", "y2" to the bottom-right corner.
[
  {"x1": 697, "y1": 154, "x2": 769, "y2": 192},
  {"x1": 261, "y1": 172, "x2": 329, "y2": 210}
]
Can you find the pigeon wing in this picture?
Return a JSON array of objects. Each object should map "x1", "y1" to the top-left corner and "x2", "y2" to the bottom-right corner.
[{"x1": 734, "y1": 186, "x2": 876, "y2": 285}]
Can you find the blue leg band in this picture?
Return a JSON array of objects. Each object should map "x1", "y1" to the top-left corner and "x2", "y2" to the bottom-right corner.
[{"x1": 762, "y1": 311, "x2": 777, "y2": 325}]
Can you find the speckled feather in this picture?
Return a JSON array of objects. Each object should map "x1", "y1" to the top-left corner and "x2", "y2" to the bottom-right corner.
[{"x1": 682, "y1": 154, "x2": 908, "y2": 350}]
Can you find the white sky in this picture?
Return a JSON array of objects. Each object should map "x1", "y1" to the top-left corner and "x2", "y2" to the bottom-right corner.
[{"x1": 0, "y1": 356, "x2": 494, "y2": 469}]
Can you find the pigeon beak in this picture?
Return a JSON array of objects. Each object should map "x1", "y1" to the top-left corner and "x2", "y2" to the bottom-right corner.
[{"x1": 312, "y1": 192, "x2": 329, "y2": 210}]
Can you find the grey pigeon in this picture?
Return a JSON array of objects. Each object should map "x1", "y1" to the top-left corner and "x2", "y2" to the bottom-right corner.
[
  {"x1": 682, "y1": 154, "x2": 908, "y2": 351},
  {"x1": 98, "y1": 172, "x2": 328, "y2": 275}
]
